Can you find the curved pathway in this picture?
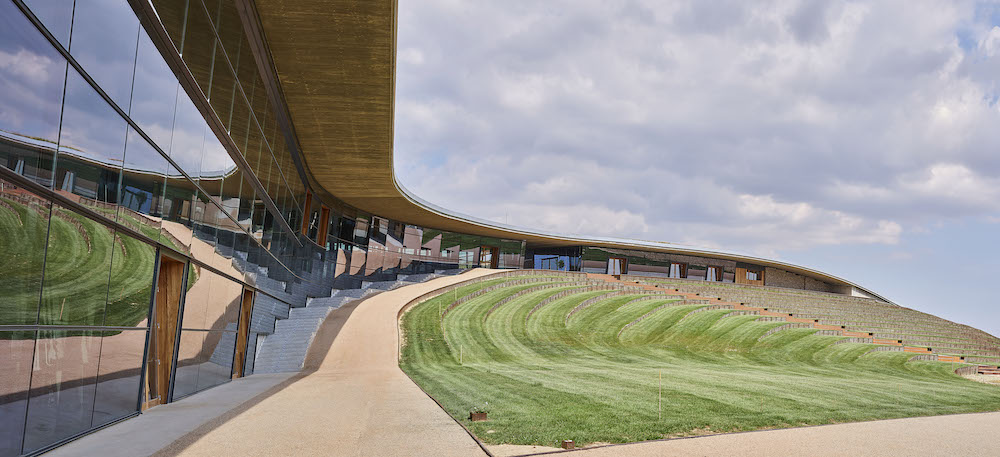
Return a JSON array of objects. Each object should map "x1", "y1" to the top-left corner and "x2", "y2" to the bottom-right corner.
[
  {"x1": 508, "y1": 411, "x2": 1000, "y2": 457},
  {"x1": 161, "y1": 269, "x2": 497, "y2": 457}
]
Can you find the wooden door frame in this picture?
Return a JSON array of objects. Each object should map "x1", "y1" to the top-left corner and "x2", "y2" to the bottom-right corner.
[
  {"x1": 300, "y1": 190, "x2": 313, "y2": 235},
  {"x1": 480, "y1": 245, "x2": 500, "y2": 269},
  {"x1": 607, "y1": 256, "x2": 627, "y2": 275},
  {"x1": 142, "y1": 252, "x2": 188, "y2": 410},
  {"x1": 232, "y1": 288, "x2": 255, "y2": 378},
  {"x1": 706, "y1": 265, "x2": 724, "y2": 282},
  {"x1": 316, "y1": 205, "x2": 331, "y2": 247}
]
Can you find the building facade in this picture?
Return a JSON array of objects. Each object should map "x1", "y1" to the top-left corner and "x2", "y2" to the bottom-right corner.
[{"x1": 0, "y1": 0, "x2": 881, "y2": 455}]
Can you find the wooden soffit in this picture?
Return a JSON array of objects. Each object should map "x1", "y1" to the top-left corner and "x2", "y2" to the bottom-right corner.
[{"x1": 252, "y1": 0, "x2": 886, "y2": 300}]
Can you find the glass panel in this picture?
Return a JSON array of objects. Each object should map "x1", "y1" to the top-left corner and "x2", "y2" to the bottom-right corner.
[
  {"x1": 39, "y1": 203, "x2": 115, "y2": 326},
  {"x1": 199, "y1": 134, "x2": 231, "y2": 183},
  {"x1": 171, "y1": 329, "x2": 204, "y2": 399},
  {"x1": 190, "y1": 189, "x2": 215, "y2": 247},
  {"x1": 22, "y1": 330, "x2": 101, "y2": 454},
  {"x1": 0, "y1": 330, "x2": 36, "y2": 457},
  {"x1": 215, "y1": 1, "x2": 243, "y2": 63},
  {"x1": 174, "y1": 273, "x2": 239, "y2": 397},
  {"x1": 91, "y1": 329, "x2": 146, "y2": 427},
  {"x1": 196, "y1": 330, "x2": 235, "y2": 391},
  {"x1": 119, "y1": 127, "x2": 166, "y2": 236},
  {"x1": 149, "y1": 0, "x2": 185, "y2": 51},
  {"x1": 56, "y1": 69, "x2": 127, "y2": 208},
  {"x1": 131, "y1": 29, "x2": 179, "y2": 151},
  {"x1": 167, "y1": 92, "x2": 207, "y2": 177},
  {"x1": 0, "y1": 178, "x2": 51, "y2": 325},
  {"x1": 208, "y1": 40, "x2": 236, "y2": 131},
  {"x1": 181, "y1": 269, "x2": 241, "y2": 331},
  {"x1": 180, "y1": 2, "x2": 216, "y2": 98},
  {"x1": 23, "y1": 0, "x2": 75, "y2": 47},
  {"x1": 69, "y1": 0, "x2": 139, "y2": 110},
  {"x1": 0, "y1": 1, "x2": 67, "y2": 187},
  {"x1": 104, "y1": 230, "x2": 155, "y2": 328},
  {"x1": 160, "y1": 161, "x2": 195, "y2": 254}
]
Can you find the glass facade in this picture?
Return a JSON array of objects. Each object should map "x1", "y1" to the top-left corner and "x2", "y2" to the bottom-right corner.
[
  {"x1": 0, "y1": 1, "x2": 523, "y2": 454},
  {"x1": 0, "y1": 0, "x2": 858, "y2": 454}
]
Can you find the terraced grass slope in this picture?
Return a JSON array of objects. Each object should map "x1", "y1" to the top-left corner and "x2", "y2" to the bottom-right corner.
[
  {"x1": 632, "y1": 276, "x2": 1000, "y2": 365},
  {"x1": 399, "y1": 271, "x2": 1000, "y2": 448}
]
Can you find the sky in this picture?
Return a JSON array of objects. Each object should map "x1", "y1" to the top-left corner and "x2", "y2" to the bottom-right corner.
[{"x1": 393, "y1": 0, "x2": 1000, "y2": 337}]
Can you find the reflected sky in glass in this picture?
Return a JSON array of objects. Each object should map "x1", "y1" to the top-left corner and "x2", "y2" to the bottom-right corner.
[{"x1": 69, "y1": 0, "x2": 139, "y2": 110}]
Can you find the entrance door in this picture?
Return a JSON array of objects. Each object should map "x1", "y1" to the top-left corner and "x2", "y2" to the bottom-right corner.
[
  {"x1": 607, "y1": 257, "x2": 626, "y2": 275},
  {"x1": 143, "y1": 254, "x2": 185, "y2": 409},
  {"x1": 232, "y1": 289, "x2": 255, "y2": 378},
  {"x1": 480, "y1": 246, "x2": 499, "y2": 269}
]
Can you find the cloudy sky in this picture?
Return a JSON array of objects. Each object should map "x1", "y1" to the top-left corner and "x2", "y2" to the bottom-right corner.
[{"x1": 394, "y1": 0, "x2": 1000, "y2": 336}]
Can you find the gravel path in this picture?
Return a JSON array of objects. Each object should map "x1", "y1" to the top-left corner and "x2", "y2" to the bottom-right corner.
[{"x1": 163, "y1": 269, "x2": 497, "y2": 457}]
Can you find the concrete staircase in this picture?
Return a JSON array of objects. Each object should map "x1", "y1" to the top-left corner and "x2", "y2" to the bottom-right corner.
[{"x1": 251, "y1": 269, "x2": 465, "y2": 374}]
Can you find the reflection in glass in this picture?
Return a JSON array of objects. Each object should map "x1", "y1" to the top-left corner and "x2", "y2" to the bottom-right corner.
[
  {"x1": 104, "y1": 230, "x2": 155, "y2": 327},
  {"x1": 181, "y1": 0, "x2": 216, "y2": 97},
  {"x1": 0, "y1": 330, "x2": 36, "y2": 457},
  {"x1": 23, "y1": 0, "x2": 75, "y2": 47},
  {"x1": 167, "y1": 93, "x2": 207, "y2": 178},
  {"x1": 0, "y1": 178, "x2": 51, "y2": 325},
  {"x1": 174, "y1": 270, "x2": 241, "y2": 398},
  {"x1": 91, "y1": 329, "x2": 146, "y2": 427},
  {"x1": 22, "y1": 330, "x2": 101, "y2": 454},
  {"x1": 119, "y1": 127, "x2": 167, "y2": 232},
  {"x1": 182, "y1": 269, "x2": 242, "y2": 332},
  {"x1": 130, "y1": 29, "x2": 179, "y2": 151},
  {"x1": 0, "y1": 1, "x2": 67, "y2": 187},
  {"x1": 171, "y1": 329, "x2": 204, "y2": 399},
  {"x1": 160, "y1": 162, "x2": 195, "y2": 254},
  {"x1": 69, "y1": 0, "x2": 139, "y2": 109},
  {"x1": 209, "y1": 40, "x2": 237, "y2": 131},
  {"x1": 56, "y1": 69, "x2": 127, "y2": 207},
  {"x1": 39, "y1": 203, "x2": 114, "y2": 326}
]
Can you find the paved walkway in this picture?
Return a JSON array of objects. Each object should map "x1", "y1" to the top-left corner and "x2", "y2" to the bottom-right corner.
[
  {"x1": 523, "y1": 411, "x2": 1000, "y2": 457},
  {"x1": 157, "y1": 269, "x2": 496, "y2": 457}
]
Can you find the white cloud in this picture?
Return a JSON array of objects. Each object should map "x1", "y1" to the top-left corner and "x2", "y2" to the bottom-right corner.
[{"x1": 393, "y1": 0, "x2": 1000, "y2": 255}]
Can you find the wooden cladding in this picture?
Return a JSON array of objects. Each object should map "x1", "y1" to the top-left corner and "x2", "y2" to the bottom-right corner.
[
  {"x1": 232, "y1": 289, "x2": 255, "y2": 379},
  {"x1": 144, "y1": 256, "x2": 185, "y2": 410},
  {"x1": 300, "y1": 190, "x2": 313, "y2": 235},
  {"x1": 317, "y1": 205, "x2": 331, "y2": 247},
  {"x1": 735, "y1": 267, "x2": 765, "y2": 286}
]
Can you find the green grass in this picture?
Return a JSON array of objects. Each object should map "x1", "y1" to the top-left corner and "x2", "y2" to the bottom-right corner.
[{"x1": 400, "y1": 278, "x2": 1000, "y2": 448}]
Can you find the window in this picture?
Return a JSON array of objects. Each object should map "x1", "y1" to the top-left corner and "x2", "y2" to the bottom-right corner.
[{"x1": 746, "y1": 271, "x2": 759, "y2": 281}]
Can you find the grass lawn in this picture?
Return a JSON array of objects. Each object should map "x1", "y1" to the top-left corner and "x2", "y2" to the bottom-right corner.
[{"x1": 400, "y1": 277, "x2": 1000, "y2": 448}]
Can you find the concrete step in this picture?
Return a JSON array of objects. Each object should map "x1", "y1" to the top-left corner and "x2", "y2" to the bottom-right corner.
[
  {"x1": 397, "y1": 273, "x2": 438, "y2": 283},
  {"x1": 361, "y1": 280, "x2": 415, "y2": 291},
  {"x1": 331, "y1": 288, "x2": 379, "y2": 299},
  {"x1": 307, "y1": 296, "x2": 355, "y2": 308},
  {"x1": 288, "y1": 306, "x2": 333, "y2": 320}
]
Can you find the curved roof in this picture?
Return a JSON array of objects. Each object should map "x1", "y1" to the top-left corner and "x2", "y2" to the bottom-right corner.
[{"x1": 252, "y1": 0, "x2": 891, "y2": 303}]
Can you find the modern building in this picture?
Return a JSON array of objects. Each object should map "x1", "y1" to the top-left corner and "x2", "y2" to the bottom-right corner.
[{"x1": 0, "y1": 0, "x2": 901, "y2": 455}]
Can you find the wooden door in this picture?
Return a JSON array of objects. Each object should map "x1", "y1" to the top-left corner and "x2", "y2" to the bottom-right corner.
[
  {"x1": 480, "y1": 246, "x2": 500, "y2": 269},
  {"x1": 232, "y1": 289, "x2": 255, "y2": 378},
  {"x1": 143, "y1": 255, "x2": 185, "y2": 410}
]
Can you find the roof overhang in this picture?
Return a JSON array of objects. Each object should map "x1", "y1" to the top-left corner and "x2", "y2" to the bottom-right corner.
[{"x1": 251, "y1": 0, "x2": 891, "y2": 303}]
